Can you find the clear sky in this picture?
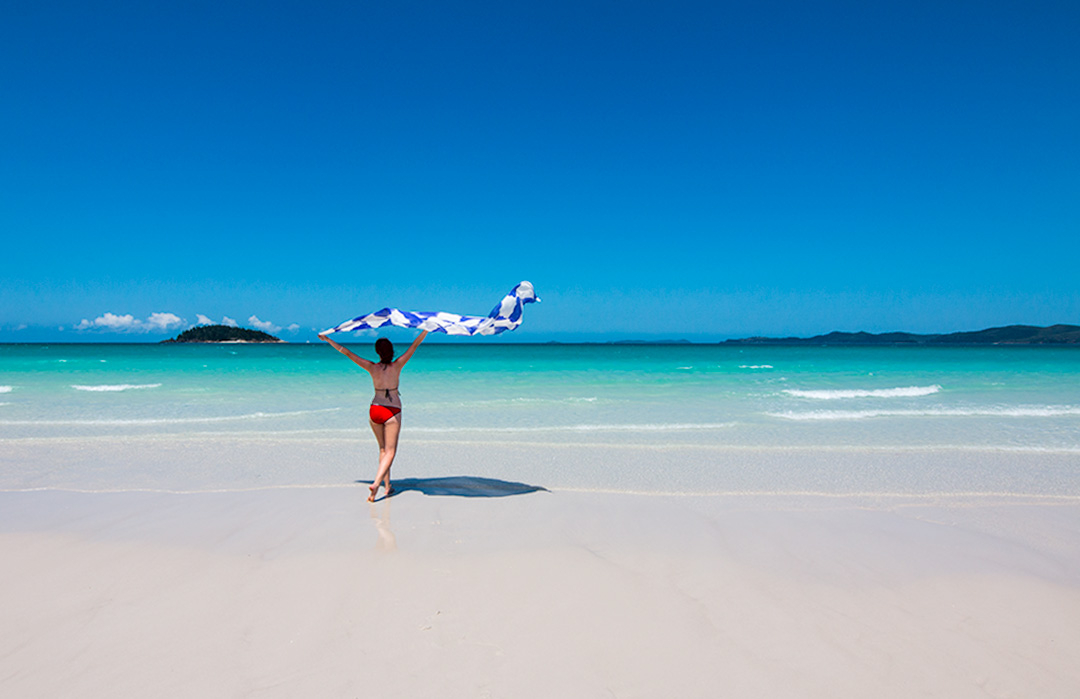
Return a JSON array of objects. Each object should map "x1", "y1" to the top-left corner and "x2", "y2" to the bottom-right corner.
[{"x1": 3, "y1": 1, "x2": 1078, "y2": 342}]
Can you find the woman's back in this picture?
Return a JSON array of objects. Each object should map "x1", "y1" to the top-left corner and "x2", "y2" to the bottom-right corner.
[{"x1": 367, "y1": 361, "x2": 403, "y2": 391}]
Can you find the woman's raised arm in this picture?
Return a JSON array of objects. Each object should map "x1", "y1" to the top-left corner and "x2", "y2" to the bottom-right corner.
[
  {"x1": 395, "y1": 330, "x2": 428, "y2": 367},
  {"x1": 319, "y1": 333, "x2": 375, "y2": 370}
]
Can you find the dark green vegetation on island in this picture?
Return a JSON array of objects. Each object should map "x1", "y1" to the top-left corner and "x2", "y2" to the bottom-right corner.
[
  {"x1": 723, "y1": 324, "x2": 1080, "y2": 346},
  {"x1": 162, "y1": 325, "x2": 284, "y2": 343}
]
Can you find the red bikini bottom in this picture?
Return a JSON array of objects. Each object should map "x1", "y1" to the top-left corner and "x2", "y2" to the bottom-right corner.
[{"x1": 369, "y1": 404, "x2": 402, "y2": 424}]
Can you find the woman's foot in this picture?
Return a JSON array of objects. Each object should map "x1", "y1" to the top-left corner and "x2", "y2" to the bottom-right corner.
[{"x1": 368, "y1": 484, "x2": 379, "y2": 502}]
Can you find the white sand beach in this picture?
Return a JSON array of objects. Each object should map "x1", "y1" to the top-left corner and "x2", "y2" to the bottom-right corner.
[{"x1": 3, "y1": 486, "x2": 1079, "y2": 698}]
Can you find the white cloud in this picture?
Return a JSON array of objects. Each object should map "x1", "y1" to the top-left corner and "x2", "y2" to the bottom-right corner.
[
  {"x1": 75, "y1": 312, "x2": 185, "y2": 334},
  {"x1": 146, "y1": 312, "x2": 183, "y2": 331},
  {"x1": 248, "y1": 315, "x2": 282, "y2": 333},
  {"x1": 76, "y1": 313, "x2": 137, "y2": 331},
  {"x1": 196, "y1": 315, "x2": 245, "y2": 328},
  {"x1": 286, "y1": 323, "x2": 300, "y2": 334}
]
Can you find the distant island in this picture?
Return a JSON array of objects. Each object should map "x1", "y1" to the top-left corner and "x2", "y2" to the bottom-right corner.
[
  {"x1": 723, "y1": 324, "x2": 1080, "y2": 346},
  {"x1": 162, "y1": 325, "x2": 284, "y2": 344}
]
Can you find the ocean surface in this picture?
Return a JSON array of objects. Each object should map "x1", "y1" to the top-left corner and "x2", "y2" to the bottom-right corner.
[{"x1": 2, "y1": 343, "x2": 1078, "y2": 496}]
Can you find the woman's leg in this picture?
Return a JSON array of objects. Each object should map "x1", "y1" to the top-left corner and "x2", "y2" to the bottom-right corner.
[
  {"x1": 368, "y1": 415, "x2": 401, "y2": 501},
  {"x1": 368, "y1": 419, "x2": 385, "y2": 500}
]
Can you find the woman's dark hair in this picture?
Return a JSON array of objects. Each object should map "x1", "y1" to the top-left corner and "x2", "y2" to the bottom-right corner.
[{"x1": 375, "y1": 338, "x2": 394, "y2": 365}]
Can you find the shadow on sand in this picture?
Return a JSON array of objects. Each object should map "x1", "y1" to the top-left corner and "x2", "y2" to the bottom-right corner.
[{"x1": 357, "y1": 476, "x2": 548, "y2": 499}]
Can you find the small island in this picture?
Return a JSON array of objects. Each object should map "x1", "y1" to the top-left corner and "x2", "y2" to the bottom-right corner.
[{"x1": 161, "y1": 325, "x2": 285, "y2": 344}]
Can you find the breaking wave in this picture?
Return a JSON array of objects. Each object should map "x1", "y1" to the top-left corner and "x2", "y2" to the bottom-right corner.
[
  {"x1": 72, "y1": 384, "x2": 163, "y2": 392},
  {"x1": 770, "y1": 406, "x2": 1080, "y2": 421},
  {"x1": 784, "y1": 385, "x2": 941, "y2": 400},
  {"x1": 0, "y1": 408, "x2": 340, "y2": 426},
  {"x1": 412, "y1": 422, "x2": 737, "y2": 433}
]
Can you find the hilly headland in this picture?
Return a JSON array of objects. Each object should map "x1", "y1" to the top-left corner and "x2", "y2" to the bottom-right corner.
[{"x1": 723, "y1": 324, "x2": 1080, "y2": 346}]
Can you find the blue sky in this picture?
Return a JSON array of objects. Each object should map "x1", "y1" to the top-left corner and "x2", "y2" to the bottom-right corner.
[{"x1": 2, "y1": 1, "x2": 1078, "y2": 342}]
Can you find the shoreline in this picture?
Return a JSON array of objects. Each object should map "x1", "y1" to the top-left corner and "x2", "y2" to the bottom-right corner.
[
  {"x1": 4, "y1": 434, "x2": 1079, "y2": 498},
  {"x1": 160, "y1": 339, "x2": 287, "y2": 344}
]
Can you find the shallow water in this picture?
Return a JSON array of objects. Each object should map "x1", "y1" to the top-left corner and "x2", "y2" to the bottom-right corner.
[{"x1": 2, "y1": 343, "x2": 1078, "y2": 493}]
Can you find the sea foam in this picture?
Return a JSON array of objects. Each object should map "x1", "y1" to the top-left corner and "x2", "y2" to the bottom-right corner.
[
  {"x1": 0, "y1": 408, "x2": 341, "y2": 426},
  {"x1": 412, "y1": 422, "x2": 737, "y2": 433},
  {"x1": 71, "y1": 384, "x2": 163, "y2": 392},
  {"x1": 769, "y1": 405, "x2": 1080, "y2": 421},
  {"x1": 0, "y1": 386, "x2": 12, "y2": 393},
  {"x1": 784, "y1": 385, "x2": 941, "y2": 400}
]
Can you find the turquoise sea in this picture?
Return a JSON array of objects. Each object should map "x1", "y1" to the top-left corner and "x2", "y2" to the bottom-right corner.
[{"x1": 2, "y1": 343, "x2": 1078, "y2": 495}]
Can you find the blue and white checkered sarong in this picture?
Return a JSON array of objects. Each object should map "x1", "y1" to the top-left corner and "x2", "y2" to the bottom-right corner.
[{"x1": 323, "y1": 281, "x2": 539, "y2": 336}]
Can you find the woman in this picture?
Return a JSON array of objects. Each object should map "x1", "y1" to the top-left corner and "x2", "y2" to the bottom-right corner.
[{"x1": 319, "y1": 330, "x2": 428, "y2": 501}]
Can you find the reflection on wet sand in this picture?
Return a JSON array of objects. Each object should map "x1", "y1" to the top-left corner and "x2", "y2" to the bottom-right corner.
[{"x1": 369, "y1": 499, "x2": 396, "y2": 551}]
